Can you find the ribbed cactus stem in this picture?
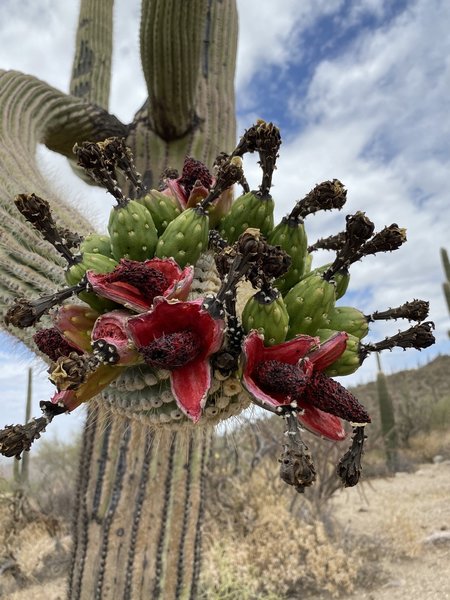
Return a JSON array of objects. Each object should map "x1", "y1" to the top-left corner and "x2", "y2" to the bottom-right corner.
[
  {"x1": 140, "y1": 0, "x2": 208, "y2": 140},
  {"x1": 12, "y1": 368, "x2": 32, "y2": 487},
  {"x1": 68, "y1": 401, "x2": 211, "y2": 600},
  {"x1": 70, "y1": 0, "x2": 114, "y2": 108},
  {"x1": 375, "y1": 353, "x2": 398, "y2": 473},
  {"x1": 440, "y1": 247, "x2": 450, "y2": 281}
]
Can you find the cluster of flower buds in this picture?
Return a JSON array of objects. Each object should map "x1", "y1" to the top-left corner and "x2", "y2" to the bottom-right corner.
[{"x1": 1, "y1": 122, "x2": 435, "y2": 491}]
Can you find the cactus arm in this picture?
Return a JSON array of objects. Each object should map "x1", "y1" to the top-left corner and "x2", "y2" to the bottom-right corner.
[
  {"x1": 130, "y1": 0, "x2": 238, "y2": 191},
  {"x1": 140, "y1": 0, "x2": 208, "y2": 140},
  {"x1": 0, "y1": 70, "x2": 127, "y2": 345},
  {"x1": 70, "y1": 0, "x2": 114, "y2": 108}
]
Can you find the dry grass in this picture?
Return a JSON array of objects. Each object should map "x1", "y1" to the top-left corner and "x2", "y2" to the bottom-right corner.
[{"x1": 201, "y1": 465, "x2": 361, "y2": 599}]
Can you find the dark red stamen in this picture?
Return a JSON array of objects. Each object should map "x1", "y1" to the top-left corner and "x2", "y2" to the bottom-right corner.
[
  {"x1": 303, "y1": 372, "x2": 371, "y2": 424},
  {"x1": 34, "y1": 328, "x2": 83, "y2": 362},
  {"x1": 254, "y1": 360, "x2": 308, "y2": 397},
  {"x1": 104, "y1": 260, "x2": 169, "y2": 301},
  {"x1": 141, "y1": 331, "x2": 201, "y2": 369},
  {"x1": 179, "y1": 157, "x2": 213, "y2": 196}
]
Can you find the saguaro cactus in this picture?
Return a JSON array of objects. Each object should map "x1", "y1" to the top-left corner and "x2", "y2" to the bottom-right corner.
[
  {"x1": 13, "y1": 368, "x2": 33, "y2": 488},
  {"x1": 441, "y1": 248, "x2": 450, "y2": 337},
  {"x1": 0, "y1": 1, "x2": 237, "y2": 598},
  {"x1": 375, "y1": 354, "x2": 398, "y2": 473},
  {"x1": 0, "y1": 3, "x2": 435, "y2": 598}
]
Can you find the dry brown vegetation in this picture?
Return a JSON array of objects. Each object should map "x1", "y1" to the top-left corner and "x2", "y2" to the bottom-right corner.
[{"x1": 1, "y1": 355, "x2": 450, "y2": 599}]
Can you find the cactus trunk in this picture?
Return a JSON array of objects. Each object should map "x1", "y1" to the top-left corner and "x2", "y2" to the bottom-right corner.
[{"x1": 68, "y1": 402, "x2": 210, "y2": 600}]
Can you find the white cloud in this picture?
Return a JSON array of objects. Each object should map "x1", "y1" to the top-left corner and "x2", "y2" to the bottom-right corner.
[
  {"x1": 254, "y1": 0, "x2": 450, "y2": 382},
  {"x1": 236, "y1": 0, "x2": 344, "y2": 100}
]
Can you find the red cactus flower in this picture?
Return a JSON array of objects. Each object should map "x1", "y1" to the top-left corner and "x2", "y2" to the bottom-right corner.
[
  {"x1": 164, "y1": 157, "x2": 232, "y2": 226},
  {"x1": 86, "y1": 257, "x2": 193, "y2": 312},
  {"x1": 242, "y1": 331, "x2": 370, "y2": 441},
  {"x1": 127, "y1": 297, "x2": 225, "y2": 422},
  {"x1": 91, "y1": 310, "x2": 142, "y2": 365}
]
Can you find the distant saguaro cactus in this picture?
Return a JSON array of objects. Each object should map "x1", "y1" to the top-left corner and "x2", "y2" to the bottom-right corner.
[
  {"x1": 375, "y1": 354, "x2": 399, "y2": 473},
  {"x1": 13, "y1": 368, "x2": 33, "y2": 488},
  {"x1": 0, "y1": 1, "x2": 237, "y2": 598},
  {"x1": 441, "y1": 248, "x2": 450, "y2": 337}
]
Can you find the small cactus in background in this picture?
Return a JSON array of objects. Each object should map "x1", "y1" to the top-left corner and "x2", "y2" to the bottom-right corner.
[
  {"x1": 375, "y1": 354, "x2": 399, "y2": 473},
  {"x1": 441, "y1": 247, "x2": 450, "y2": 337},
  {"x1": 13, "y1": 368, "x2": 33, "y2": 488}
]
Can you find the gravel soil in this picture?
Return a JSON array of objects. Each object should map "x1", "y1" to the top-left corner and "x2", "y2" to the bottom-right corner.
[{"x1": 328, "y1": 460, "x2": 450, "y2": 600}]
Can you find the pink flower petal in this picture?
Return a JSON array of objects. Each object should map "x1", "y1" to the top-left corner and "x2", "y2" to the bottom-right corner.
[
  {"x1": 298, "y1": 407, "x2": 347, "y2": 441},
  {"x1": 307, "y1": 331, "x2": 348, "y2": 371},
  {"x1": 171, "y1": 358, "x2": 211, "y2": 422},
  {"x1": 128, "y1": 297, "x2": 224, "y2": 359},
  {"x1": 86, "y1": 258, "x2": 193, "y2": 312},
  {"x1": 165, "y1": 179, "x2": 187, "y2": 208}
]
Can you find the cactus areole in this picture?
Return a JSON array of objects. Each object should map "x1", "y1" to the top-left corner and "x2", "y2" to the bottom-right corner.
[{"x1": 1, "y1": 124, "x2": 435, "y2": 489}]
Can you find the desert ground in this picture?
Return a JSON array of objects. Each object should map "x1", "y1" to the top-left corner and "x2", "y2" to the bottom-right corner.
[{"x1": 1, "y1": 459, "x2": 450, "y2": 599}]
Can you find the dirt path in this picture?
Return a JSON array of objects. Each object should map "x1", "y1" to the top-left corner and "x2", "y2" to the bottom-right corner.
[{"x1": 329, "y1": 460, "x2": 450, "y2": 600}]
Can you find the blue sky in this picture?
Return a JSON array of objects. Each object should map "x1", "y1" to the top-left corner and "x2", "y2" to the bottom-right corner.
[{"x1": 0, "y1": 0, "x2": 449, "y2": 443}]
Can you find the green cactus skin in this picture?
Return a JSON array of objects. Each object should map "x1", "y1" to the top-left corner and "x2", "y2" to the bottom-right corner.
[
  {"x1": 303, "y1": 252, "x2": 313, "y2": 276},
  {"x1": 77, "y1": 290, "x2": 119, "y2": 313},
  {"x1": 241, "y1": 289, "x2": 289, "y2": 346},
  {"x1": 80, "y1": 233, "x2": 114, "y2": 257},
  {"x1": 268, "y1": 217, "x2": 308, "y2": 294},
  {"x1": 327, "y1": 306, "x2": 369, "y2": 340},
  {"x1": 65, "y1": 252, "x2": 118, "y2": 286},
  {"x1": 284, "y1": 274, "x2": 336, "y2": 338},
  {"x1": 155, "y1": 207, "x2": 209, "y2": 268},
  {"x1": 136, "y1": 190, "x2": 181, "y2": 236},
  {"x1": 302, "y1": 263, "x2": 350, "y2": 300},
  {"x1": 65, "y1": 251, "x2": 119, "y2": 312},
  {"x1": 218, "y1": 191, "x2": 274, "y2": 244},
  {"x1": 317, "y1": 328, "x2": 361, "y2": 376},
  {"x1": 108, "y1": 200, "x2": 158, "y2": 261}
]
